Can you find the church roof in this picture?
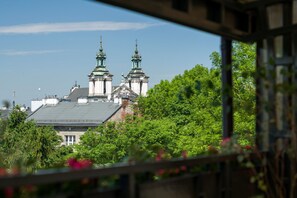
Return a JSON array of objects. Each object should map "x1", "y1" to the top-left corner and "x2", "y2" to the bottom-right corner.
[
  {"x1": 67, "y1": 88, "x2": 88, "y2": 102},
  {"x1": 27, "y1": 101, "x2": 121, "y2": 127},
  {"x1": 90, "y1": 66, "x2": 113, "y2": 77},
  {"x1": 111, "y1": 83, "x2": 139, "y2": 99}
]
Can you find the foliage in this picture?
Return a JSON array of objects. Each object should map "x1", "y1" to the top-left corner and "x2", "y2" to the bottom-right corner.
[
  {"x1": 74, "y1": 117, "x2": 178, "y2": 164},
  {"x1": 0, "y1": 106, "x2": 63, "y2": 171},
  {"x1": 136, "y1": 64, "x2": 223, "y2": 155}
]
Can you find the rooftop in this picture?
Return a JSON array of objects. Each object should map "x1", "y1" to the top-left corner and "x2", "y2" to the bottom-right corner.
[{"x1": 27, "y1": 101, "x2": 121, "y2": 126}]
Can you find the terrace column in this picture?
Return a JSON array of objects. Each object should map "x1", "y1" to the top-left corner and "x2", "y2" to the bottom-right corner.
[{"x1": 221, "y1": 37, "x2": 233, "y2": 139}]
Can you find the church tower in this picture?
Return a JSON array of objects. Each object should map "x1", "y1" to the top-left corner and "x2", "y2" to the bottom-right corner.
[
  {"x1": 88, "y1": 37, "x2": 113, "y2": 99},
  {"x1": 124, "y1": 41, "x2": 149, "y2": 96}
]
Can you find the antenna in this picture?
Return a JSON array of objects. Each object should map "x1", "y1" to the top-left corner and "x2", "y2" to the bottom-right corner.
[{"x1": 13, "y1": 91, "x2": 15, "y2": 108}]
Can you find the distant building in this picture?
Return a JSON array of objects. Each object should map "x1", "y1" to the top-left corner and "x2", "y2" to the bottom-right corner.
[{"x1": 28, "y1": 38, "x2": 148, "y2": 145}]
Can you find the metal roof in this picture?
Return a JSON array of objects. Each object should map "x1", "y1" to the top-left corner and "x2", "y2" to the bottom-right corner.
[
  {"x1": 67, "y1": 88, "x2": 89, "y2": 102},
  {"x1": 27, "y1": 102, "x2": 121, "y2": 126}
]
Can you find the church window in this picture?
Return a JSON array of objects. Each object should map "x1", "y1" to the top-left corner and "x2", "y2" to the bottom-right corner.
[
  {"x1": 140, "y1": 80, "x2": 143, "y2": 95},
  {"x1": 103, "y1": 79, "x2": 106, "y2": 94},
  {"x1": 92, "y1": 79, "x2": 95, "y2": 95}
]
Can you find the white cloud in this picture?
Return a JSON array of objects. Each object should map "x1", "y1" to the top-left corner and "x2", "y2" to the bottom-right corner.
[
  {"x1": 0, "y1": 21, "x2": 158, "y2": 34},
  {"x1": 0, "y1": 50, "x2": 63, "y2": 56}
]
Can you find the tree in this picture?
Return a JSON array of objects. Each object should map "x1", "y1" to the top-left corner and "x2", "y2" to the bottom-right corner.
[
  {"x1": 75, "y1": 117, "x2": 178, "y2": 164},
  {"x1": 0, "y1": 106, "x2": 63, "y2": 171},
  {"x1": 2, "y1": 100, "x2": 11, "y2": 109}
]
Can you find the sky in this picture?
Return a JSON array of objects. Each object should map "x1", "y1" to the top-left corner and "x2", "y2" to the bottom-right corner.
[{"x1": 0, "y1": 0, "x2": 220, "y2": 107}]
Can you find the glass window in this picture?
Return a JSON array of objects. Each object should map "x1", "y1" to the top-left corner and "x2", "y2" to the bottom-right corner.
[{"x1": 65, "y1": 135, "x2": 76, "y2": 145}]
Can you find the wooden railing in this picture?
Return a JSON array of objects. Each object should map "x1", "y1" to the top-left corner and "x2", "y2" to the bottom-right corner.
[{"x1": 0, "y1": 153, "x2": 260, "y2": 198}]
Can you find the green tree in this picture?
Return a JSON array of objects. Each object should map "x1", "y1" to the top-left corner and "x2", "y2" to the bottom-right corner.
[
  {"x1": 137, "y1": 64, "x2": 223, "y2": 155},
  {"x1": 74, "y1": 122, "x2": 129, "y2": 164},
  {"x1": 75, "y1": 117, "x2": 178, "y2": 164},
  {"x1": 0, "y1": 106, "x2": 63, "y2": 171}
]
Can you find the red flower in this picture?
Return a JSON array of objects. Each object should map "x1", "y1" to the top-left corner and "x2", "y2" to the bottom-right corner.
[
  {"x1": 79, "y1": 159, "x2": 92, "y2": 168},
  {"x1": 67, "y1": 158, "x2": 92, "y2": 169},
  {"x1": 181, "y1": 151, "x2": 188, "y2": 159},
  {"x1": 245, "y1": 145, "x2": 252, "y2": 150},
  {"x1": 221, "y1": 137, "x2": 231, "y2": 146},
  {"x1": 155, "y1": 149, "x2": 165, "y2": 162},
  {"x1": 67, "y1": 158, "x2": 78, "y2": 167},
  {"x1": 155, "y1": 155, "x2": 162, "y2": 162}
]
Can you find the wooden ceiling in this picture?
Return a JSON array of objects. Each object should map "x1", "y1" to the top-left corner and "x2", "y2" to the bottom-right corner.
[{"x1": 94, "y1": 0, "x2": 297, "y2": 42}]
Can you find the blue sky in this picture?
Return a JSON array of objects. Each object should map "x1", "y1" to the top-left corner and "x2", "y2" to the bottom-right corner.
[{"x1": 0, "y1": 0, "x2": 220, "y2": 107}]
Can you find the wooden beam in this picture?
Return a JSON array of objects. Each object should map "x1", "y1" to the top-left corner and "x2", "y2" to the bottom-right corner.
[{"x1": 94, "y1": 0, "x2": 251, "y2": 41}]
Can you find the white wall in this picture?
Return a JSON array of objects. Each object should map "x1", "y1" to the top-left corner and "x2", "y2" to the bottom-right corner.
[
  {"x1": 31, "y1": 100, "x2": 43, "y2": 112},
  {"x1": 78, "y1": 98, "x2": 88, "y2": 104},
  {"x1": 89, "y1": 81, "x2": 94, "y2": 96},
  {"x1": 125, "y1": 81, "x2": 148, "y2": 96},
  {"x1": 141, "y1": 82, "x2": 148, "y2": 96},
  {"x1": 59, "y1": 131, "x2": 85, "y2": 145},
  {"x1": 43, "y1": 98, "x2": 59, "y2": 105},
  {"x1": 94, "y1": 80, "x2": 103, "y2": 95},
  {"x1": 106, "y1": 81, "x2": 112, "y2": 95}
]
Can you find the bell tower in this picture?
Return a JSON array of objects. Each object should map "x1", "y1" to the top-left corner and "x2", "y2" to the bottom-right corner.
[
  {"x1": 124, "y1": 40, "x2": 149, "y2": 96},
  {"x1": 88, "y1": 37, "x2": 113, "y2": 99}
]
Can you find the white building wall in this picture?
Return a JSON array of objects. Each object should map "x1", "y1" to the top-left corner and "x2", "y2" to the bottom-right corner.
[
  {"x1": 59, "y1": 131, "x2": 85, "y2": 145},
  {"x1": 125, "y1": 81, "x2": 148, "y2": 96},
  {"x1": 89, "y1": 81, "x2": 94, "y2": 96},
  {"x1": 131, "y1": 82, "x2": 140, "y2": 95},
  {"x1": 94, "y1": 80, "x2": 103, "y2": 95},
  {"x1": 43, "y1": 98, "x2": 59, "y2": 105},
  {"x1": 141, "y1": 82, "x2": 148, "y2": 96},
  {"x1": 31, "y1": 100, "x2": 43, "y2": 112},
  {"x1": 78, "y1": 98, "x2": 88, "y2": 104},
  {"x1": 106, "y1": 81, "x2": 112, "y2": 95},
  {"x1": 125, "y1": 82, "x2": 130, "y2": 89}
]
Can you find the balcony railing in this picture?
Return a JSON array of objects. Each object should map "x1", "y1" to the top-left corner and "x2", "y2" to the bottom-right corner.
[{"x1": 0, "y1": 153, "x2": 261, "y2": 198}]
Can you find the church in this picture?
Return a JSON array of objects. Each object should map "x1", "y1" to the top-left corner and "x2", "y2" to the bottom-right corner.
[{"x1": 28, "y1": 38, "x2": 149, "y2": 145}]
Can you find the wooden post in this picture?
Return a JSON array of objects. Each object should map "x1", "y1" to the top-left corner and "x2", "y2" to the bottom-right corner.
[{"x1": 221, "y1": 37, "x2": 233, "y2": 138}]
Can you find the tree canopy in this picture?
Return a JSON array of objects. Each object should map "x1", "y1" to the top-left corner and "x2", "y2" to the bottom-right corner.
[{"x1": 0, "y1": 106, "x2": 64, "y2": 171}]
